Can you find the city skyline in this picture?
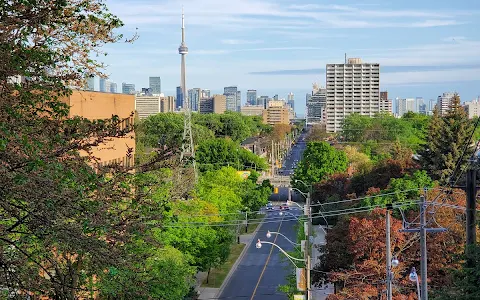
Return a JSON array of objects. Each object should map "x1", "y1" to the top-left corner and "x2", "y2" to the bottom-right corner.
[{"x1": 99, "y1": 0, "x2": 479, "y2": 115}]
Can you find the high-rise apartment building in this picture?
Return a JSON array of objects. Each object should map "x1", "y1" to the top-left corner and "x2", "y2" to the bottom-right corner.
[
  {"x1": 287, "y1": 92, "x2": 295, "y2": 111},
  {"x1": 247, "y1": 90, "x2": 257, "y2": 105},
  {"x1": 109, "y1": 82, "x2": 117, "y2": 93},
  {"x1": 99, "y1": 78, "x2": 107, "y2": 92},
  {"x1": 188, "y1": 88, "x2": 201, "y2": 112},
  {"x1": 326, "y1": 58, "x2": 380, "y2": 132},
  {"x1": 176, "y1": 86, "x2": 183, "y2": 110},
  {"x1": 236, "y1": 91, "x2": 241, "y2": 111},
  {"x1": 199, "y1": 95, "x2": 227, "y2": 114},
  {"x1": 262, "y1": 106, "x2": 290, "y2": 125},
  {"x1": 224, "y1": 86, "x2": 240, "y2": 112},
  {"x1": 379, "y1": 91, "x2": 392, "y2": 114},
  {"x1": 464, "y1": 98, "x2": 480, "y2": 119},
  {"x1": 149, "y1": 77, "x2": 161, "y2": 95},
  {"x1": 122, "y1": 82, "x2": 136, "y2": 94},
  {"x1": 437, "y1": 92, "x2": 455, "y2": 116},
  {"x1": 307, "y1": 84, "x2": 326, "y2": 124}
]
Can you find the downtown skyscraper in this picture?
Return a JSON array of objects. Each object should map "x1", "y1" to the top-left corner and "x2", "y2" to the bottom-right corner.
[
  {"x1": 247, "y1": 90, "x2": 257, "y2": 105},
  {"x1": 224, "y1": 86, "x2": 240, "y2": 112},
  {"x1": 149, "y1": 77, "x2": 161, "y2": 95}
]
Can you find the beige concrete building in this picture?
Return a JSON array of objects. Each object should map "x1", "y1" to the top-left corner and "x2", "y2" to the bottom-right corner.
[
  {"x1": 241, "y1": 105, "x2": 265, "y2": 116},
  {"x1": 135, "y1": 94, "x2": 175, "y2": 119},
  {"x1": 326, "y1": 57, "x2": 380, "y2": 132},
  {"x1": 262, "y1": 106, "x2": 290, "y2": 125},
  {"x1": 199, "y1": 94, "x2": 227, "y2": 114},
  {"x1": 437, "y1": 92, "x2": 455, "y2": 116},
  {"x1": 63, "y1": 90, "x2": 135, "y2": 167},
  {"x1": 464, "y1": 99, "x2": 480, "y2": 119}
]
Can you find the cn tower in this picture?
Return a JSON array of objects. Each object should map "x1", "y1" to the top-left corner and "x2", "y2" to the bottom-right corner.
[
  {"x1": 179, "y1": 8, "x2": 197, "y2": 181},
  {"x1": 178, "y1": 7, "x2": 189, "y2": 110}
]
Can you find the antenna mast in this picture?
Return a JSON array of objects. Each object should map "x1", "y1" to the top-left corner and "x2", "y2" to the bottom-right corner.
[{"x1": 178, "y1": 8, "x2": 197, "y2": 182}]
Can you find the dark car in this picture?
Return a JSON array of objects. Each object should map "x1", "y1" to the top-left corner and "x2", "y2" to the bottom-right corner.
[
  {"x1": 279, "y1": 204, "x2": 290, "y2": 210},
  {"x1": 266, "y1": 202, "x2": 274, "y2": 210}
]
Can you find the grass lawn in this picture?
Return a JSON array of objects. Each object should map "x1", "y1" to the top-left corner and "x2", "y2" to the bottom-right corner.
[{"x1": 202, "y1": 243, "x2": 246, "y2": 288}]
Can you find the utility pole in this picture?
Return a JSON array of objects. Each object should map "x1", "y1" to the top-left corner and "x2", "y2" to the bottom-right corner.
[
  {"x1": 419, "y1": 195, "x2": 428, "y2": 300},
  {"x1": 386, "y1": 206, "x2": 393, "y2": 300},
  {"x1": 271, "y1": 140, "x2": 275, "y2": 177},
  {"x1": 306, "y1": 192, "x2": 312, "y2": 300},
  {"x1": 400, "y1": 190, "x2": 446, "y2": 300},
  {"x1": 466, "y1": 163, "x2": 477, "y2": 264}
]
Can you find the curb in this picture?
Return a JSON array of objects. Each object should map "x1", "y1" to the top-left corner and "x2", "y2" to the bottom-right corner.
[{"x1": 216, "y1": 221, "x2": 263, "y2": 298}]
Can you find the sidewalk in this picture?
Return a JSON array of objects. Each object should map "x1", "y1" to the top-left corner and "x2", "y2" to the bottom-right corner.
[
  {"x1": 197, "y1": 230, "x2": 259, "y2": 299},
  {"x1": 311, "y1": 225, "x2": 334, "y2": 300}
]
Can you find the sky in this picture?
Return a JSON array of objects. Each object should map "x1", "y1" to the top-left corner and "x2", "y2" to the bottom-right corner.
[{"x1": 100, "y1": 0, "x2": 480, "y2": 116}]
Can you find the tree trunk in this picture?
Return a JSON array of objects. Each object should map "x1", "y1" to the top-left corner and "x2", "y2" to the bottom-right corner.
[{"x1": 206, "y1": 268, "x2": 211, "y2": 284}]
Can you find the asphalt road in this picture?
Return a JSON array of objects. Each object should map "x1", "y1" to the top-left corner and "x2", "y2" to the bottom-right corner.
[
  {"x1": 218, "y1": 210, "x2": 301, "y2": 299},
  {"x1": 218, "y1": 132, "x2": 308, "y2": 299}
]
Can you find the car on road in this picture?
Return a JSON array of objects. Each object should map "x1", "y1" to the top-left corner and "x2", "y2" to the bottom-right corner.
[
  {"x1": 266, "y1": 202, "x2": 274, "y2": 210},
  {"x1": 279, "y1": 203, "x2": 290, "y2": 210}
]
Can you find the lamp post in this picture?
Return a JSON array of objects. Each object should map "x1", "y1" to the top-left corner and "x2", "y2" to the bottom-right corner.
[{"x1": 409, "y1": 267, "x2": 421, "y2": 300}]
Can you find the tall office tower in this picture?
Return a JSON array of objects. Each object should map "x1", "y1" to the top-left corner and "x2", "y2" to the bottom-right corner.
[
  {"x1": 149, "y1": 77, "x2": 161, "y2": 95},
  {"x1": 202, "y1": 89, "x2": 211, "y2": 99},
  {"x1": 85, "y1": 76, "x2": 95, "y2": 91},
  {"x1": 287, "y1": 92, "x2": 295, "y2": 111},
  {"x1": 397, "y1": 98, "x2": 415, "y2": 116},
  {"x1": 379, "y1": 91, "x2": 392, "y2": 114},
  {"x1": 176, "y1": 86, "x2": 184, "y2": 110},
  {"x1": 224, "y1": 86, "x2": 239, "y2": 112},
  {"x1": 437, "y1": 92, "x2": 455, "y2": 116},
  {"x1": 178, "y1": 9, "x2": 196, "y2": 178},
  {"x1": 247, "y1": 90, "x2": 257, "y2": 105},
  {"x1": 109, "y1": 82, "x2": 117, "y2": 93},
  {"x1": 307, "y1": 83, "x2": 326, "y2": 124},
  {"x1": 326, "y1": 57, "x2": 380, "y2": 132},
  {"x1": 99, "y1": 78, "x2": 107, "y2": 92},
  {"x1": 416, "y1": 97, "x2": 424, "y2": 113},
  {"x1": 188, "y1": 88, "x2": 202, "y2": 112},
  {"x1": 122, "y1": 82, "x2": 136, "y2": 94}
]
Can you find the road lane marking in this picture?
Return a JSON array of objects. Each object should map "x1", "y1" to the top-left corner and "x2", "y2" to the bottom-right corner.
[{"x1": 250, "y1": 216, "x2": 284, "y2": 300}]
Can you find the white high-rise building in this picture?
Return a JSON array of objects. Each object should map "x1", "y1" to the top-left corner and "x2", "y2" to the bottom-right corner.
[
  {"x1": 326, "y1": 58, "x2": 380, "y2": 132},
  {"x1": 437, "y1": 92, "x2": 455, "y2": 116},
  {"x1": 397, "y1": 98, "x2": 415, "y2": 117}
]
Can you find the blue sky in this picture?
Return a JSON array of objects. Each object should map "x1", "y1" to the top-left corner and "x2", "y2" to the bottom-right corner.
[{"x1": 101, "y1": 0, "x2": 480, "y2": 116}]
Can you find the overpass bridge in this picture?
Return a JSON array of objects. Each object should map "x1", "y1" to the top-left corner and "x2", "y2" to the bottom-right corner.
[{"x1": 257, "y1": 175, "x2": 292, "y2": 187}]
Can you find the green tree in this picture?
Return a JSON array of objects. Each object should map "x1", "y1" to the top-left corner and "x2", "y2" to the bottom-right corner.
[
  {"x1": 292, "y1": 142, "x2": 348, "y2": 191},
  {"x1": 419, "y1": 95, "x2": 473, "y2": 184},
  {"x1": 196, "y1": 138, "x2": 267, "y2": 172}
]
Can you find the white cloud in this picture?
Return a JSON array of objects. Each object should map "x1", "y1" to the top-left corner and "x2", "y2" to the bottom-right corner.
[
  {"x1": 221, "y1": 39, "x2": 263, "y2": 45},
  {"x1": 107, "y1": 0, "x2": 473, "y2": 30}
]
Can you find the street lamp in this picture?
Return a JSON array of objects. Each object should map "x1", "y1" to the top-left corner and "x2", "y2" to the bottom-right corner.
[
  {"x1": 409, "y1": 267, "x2": 421, "y2": 300},
  {"x1": 267, "y1": 230, "x2": 301, "y2": 247}
]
